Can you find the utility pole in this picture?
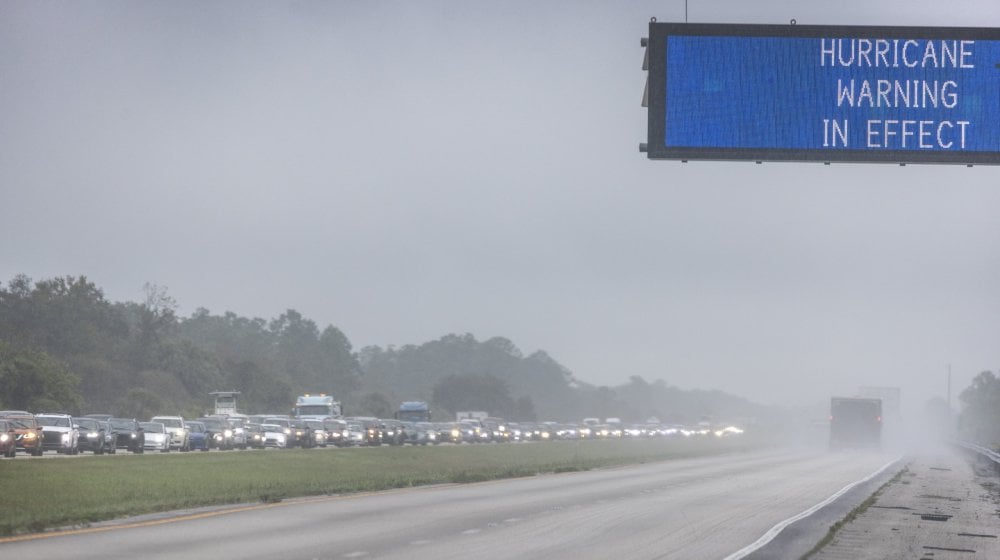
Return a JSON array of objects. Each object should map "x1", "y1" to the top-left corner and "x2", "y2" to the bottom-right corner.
[{"x1": 947, "y1": 364, "x2": 952, "y2": 413}]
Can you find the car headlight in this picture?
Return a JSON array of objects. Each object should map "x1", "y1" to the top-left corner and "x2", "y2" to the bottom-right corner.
[
  {"x1": 25, "y1": 432, "x2": 37, "y2": 440},
  {"x1": 224, "y1": 429, "x2": 233, "y2": 438},
  {"x1": 130, "y1": 433, "x2": 137, "y2": 439},
  {"x1": 0, "y1": 434, "x2": 8, "y2": 442},
  {"x1": 284, "y1": 428, "x2": 291, "y2": 435}
]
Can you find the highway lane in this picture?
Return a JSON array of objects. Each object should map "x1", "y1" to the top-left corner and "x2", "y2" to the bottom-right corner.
[{"x1": 1, "y1": 448, "x2": 897, "y2": 559}]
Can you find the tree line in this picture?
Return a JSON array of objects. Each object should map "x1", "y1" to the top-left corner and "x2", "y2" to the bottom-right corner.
[{"x1": 0, "y1": 274, "x2": 870, "y2": 429}]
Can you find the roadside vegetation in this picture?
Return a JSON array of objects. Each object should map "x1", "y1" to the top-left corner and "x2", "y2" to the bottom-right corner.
[
  {"x1": 0, "y1": 274, "x2": 777, "y2": 425},
  {"x1": 0, "y1": 437, "x2": 761, "y2": 536}
]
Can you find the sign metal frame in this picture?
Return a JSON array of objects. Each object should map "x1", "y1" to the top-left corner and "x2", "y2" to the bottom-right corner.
[{"x1": 644, "y1": 22, "x2": 1000, "y2": 164}]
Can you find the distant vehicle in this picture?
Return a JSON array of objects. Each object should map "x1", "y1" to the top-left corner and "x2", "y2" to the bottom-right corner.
[
  {"x1": 323, "y1": 418, "x2": 348, "y2": 447},
  {"x1": 222, "y1": 415, "x2": 249, "y2": 449},
  {"x1": 198, "y1": 416, "x2": 234, "y2": 450},
  {"x1": 346, "y1": 417, "x2": 381, "y2": 446},
  {"x1": 344, "y1": 421, "x2": 366, "y2": 446},
  {"x1": 379, "y1": 419, "x2": 407, "y2": 446},
  {"x1": 459, "y1": 418, "x2": 490, "y2": 443},
  {"x1": 405, "y1": 422, "x2": 438, "y2": 445},
  {"x1": 829, "y1": 397, "x2": 882, "y2": 449},
  {"x1": 1, "y1": 412, "x2": 44, "y2": 456},
  {"x1": 244, "y1": 423, "x2": 265, "y2": 449},
  {"x1": 260, "y1": 421, "x2": 288, "y2": 449},
  {"x1": 0, "y1": 419, "x2": 16, "y2": 458},
  {"x1": 293, "y1": 394, "x2": 342, "y2": 420},
  {"x1": 437, "y1": 422, "x2": 464, "y2": 444},
  {"x1": 109, "y1": 417, "x2": 145, "y2": 453},
  {"x1": 73, "y1": 417, "x2": 109, "y2": 454},
  {"x1": 140, "y1": 422, "x2": 171, "y2": 452},
  {"x1": 151, "y1": 416, "x2": 189, "y2": 451},
  {"x1": 482, "y1": 417, "x2": 510, "y2": 442},
  {"x1": 395, "y1": 401, "x2": 431, "y2": 423},
  {"x1": 289, "y1": 419, "x2": 323, "y2": 448},
  {"x1": 456, "y1": 411, "x2": 488, "y2": 422},
  {"x1": 35, "y1": 413, "x2": 80, "y2": 454},
  {"x1": 185, "y1": 421, "x2": 210, "y2": 451}
]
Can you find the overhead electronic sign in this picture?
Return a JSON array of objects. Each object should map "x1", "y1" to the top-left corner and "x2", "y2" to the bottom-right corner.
[{"x1": 642, "y1": 22, "x2": 1000, "y2": 164}]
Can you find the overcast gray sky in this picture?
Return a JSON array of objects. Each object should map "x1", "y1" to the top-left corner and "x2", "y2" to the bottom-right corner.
[{"x1": 2, "y1": 1, "x2": 998, "y2": 413}]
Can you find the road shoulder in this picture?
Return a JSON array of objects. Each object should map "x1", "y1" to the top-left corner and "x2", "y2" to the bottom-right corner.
[{"x1": 809, "y1": 448, "x2": 1000, "y2": 560}]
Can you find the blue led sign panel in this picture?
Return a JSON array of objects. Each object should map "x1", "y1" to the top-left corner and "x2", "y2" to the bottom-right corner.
[{"x1": 644, "y1": 23, "x2": 1000, "y2": 164}]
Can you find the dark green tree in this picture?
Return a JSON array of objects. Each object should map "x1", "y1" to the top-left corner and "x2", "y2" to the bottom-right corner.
[
  {"x1": 355, "y1": 392, "x2": 394, "y2": 418},
  {"x1": 0, "y1": 341, "x2": 81, "y2": 412},
  {"x1": 959, "y1": 371, "x2": 1000, "y2": 445},
  {"x1": 431, "y1": 374, "x2": 514, "y2": 418}
]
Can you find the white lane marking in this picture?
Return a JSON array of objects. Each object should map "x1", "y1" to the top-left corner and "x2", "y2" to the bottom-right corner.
[
  {"x1": 723, "y1": 455, "x2": 903, "y2": 560},
  {"x1": 343, "y1": 552, "x2": 369, "y2": 558},
  {"x1": 461, "y1": 528, "x2": 482, "y2": 535},
  {"x1": 504, "y1": 517, "x2": 521, "y2": 523},
  {"x1": 410, "y1": 539, "x2": 432, "y2": 545}
]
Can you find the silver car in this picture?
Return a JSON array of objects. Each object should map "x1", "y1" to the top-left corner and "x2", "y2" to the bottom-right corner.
[
  {"x1": 150, "y1": 416, "x2": 189, "y2": 451},
  {"x1": 140, "y1": 422, "x2": 170, "y2": 452}
]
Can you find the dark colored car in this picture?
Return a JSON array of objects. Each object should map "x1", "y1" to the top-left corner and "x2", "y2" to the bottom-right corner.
[
  {"x1": 350, "y1": 417, "x2": 382, "y2": 446},
  {"x1": 109, "y1": 417, "x2": 145, "y2": 453},
  {"x1": 323, "y1": 418, "x2": 347, "y2": 447},
  {"x1": 287, "y1": 419, "x2": 313, "y2": 449},
  {"x1": 185, "y1": 421, "x2": 209, "y2": 451},
  {"x1": 74, "y1": 417, "x2": 109, "y2": 454},
  {"x1": 244, "y1": 422, "x2": 265, "y2": 449},
  {"x1": 379, "y1": 419, "x2": 407, "y2": 446},
  {"x1": 0, "y1": 419, "x2": 16, "y2": 457},
  {"x1": 198, "y1": 416, "x2": 234, "y2": 450}
]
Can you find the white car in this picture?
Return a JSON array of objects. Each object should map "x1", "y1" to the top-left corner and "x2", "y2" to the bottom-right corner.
[
  {"x1": 261, "y1": 423, "x2": 287, "y2": 448},
  {"x1": 140, "y1": 422, "x2": 170, "y2": 452},
  {"x1": 35, "y1": 413, "x2": 79, "y2": 455},
  {"x1": 150, "y1": 416, "x2": 188, "y2": 451}
]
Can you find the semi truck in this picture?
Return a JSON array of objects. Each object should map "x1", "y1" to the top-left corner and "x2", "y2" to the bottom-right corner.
[
  {"x1": 293, "y1": 394, "x2": 342, "y2": 420},
  {"x1": 395, "y1": 401, "x2": 431, "y2": 423},
  {"x1": 829, "y1": 397, "x2": 882, "y2": 449}
]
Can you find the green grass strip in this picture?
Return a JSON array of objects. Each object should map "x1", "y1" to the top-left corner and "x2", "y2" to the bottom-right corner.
[{"x1": 0, "y1": 436, "x2": 760, "y2": 536}]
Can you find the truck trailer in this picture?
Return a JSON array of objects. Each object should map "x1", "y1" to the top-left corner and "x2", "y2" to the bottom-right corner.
[
  {"x1": 829, "y1": 397, "x2": 882, "y2": 449},
  {"x1": 395, "y1": 401, "x2": 431, "y2": 423}
]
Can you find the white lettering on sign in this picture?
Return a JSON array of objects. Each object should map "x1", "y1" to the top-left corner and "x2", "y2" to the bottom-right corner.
[
  {"x1": 820, "y1": 39, "x2": 975, "y2": 68},
  {"x1": 820, "y1": 38, "x2": 976, "y2": 150},
  {"x1": 866, "y1": 119, "x2": 970, "y2": 149}
]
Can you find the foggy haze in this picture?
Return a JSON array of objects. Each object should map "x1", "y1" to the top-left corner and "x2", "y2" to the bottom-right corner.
[{"x1": 2, "y1": 1, "x2": 998, "y2": 413}]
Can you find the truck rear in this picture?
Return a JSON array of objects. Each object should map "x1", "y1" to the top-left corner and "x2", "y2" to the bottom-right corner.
[{"x1": 829, "y1": 397, "x2": 882, "y2": 449}]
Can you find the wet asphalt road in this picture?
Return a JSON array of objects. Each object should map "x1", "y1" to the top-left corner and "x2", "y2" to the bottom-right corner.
[{"x1": 0, "y1": 448, "x2": 896, "y2": 560}]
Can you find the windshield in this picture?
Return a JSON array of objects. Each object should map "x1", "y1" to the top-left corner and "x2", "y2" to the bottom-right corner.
[
  {"x1": 200, "y1": 419, "x2": 225, "y2": 430},
  {"x1": 110, "y1": 419, "x2": 134, "y2": 430},
  {"x1": 155, "y1": 418, "x2": 184, "y2": 428},
  {"x1": 75, "y1": 418, "x2": 99, "y2": 430},
  {"x1": 37, "y1": 416, "x2": 71, "y2": 427},
  {"x1": 186, "y1": 423, "x2": 205, "y2": 433},
  {"x1": 295, "y1": 405, "x2": 332, "y2": 416},
  {"x1": 6, "y1": 418, "x2": 36, "y2": 429}
]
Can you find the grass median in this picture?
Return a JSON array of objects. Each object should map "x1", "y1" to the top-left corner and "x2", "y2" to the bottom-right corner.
[{"x1": 0, "y1": 436, "x2": 763, "y2": 536}]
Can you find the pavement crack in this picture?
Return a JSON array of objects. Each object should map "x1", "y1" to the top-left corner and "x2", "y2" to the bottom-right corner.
[
  {"x1": 922, "y1": 545, "x2": 976, "y2": 553},
  {"x1": 957, "y1": 533, "x2": 998, "y2": 539}
]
